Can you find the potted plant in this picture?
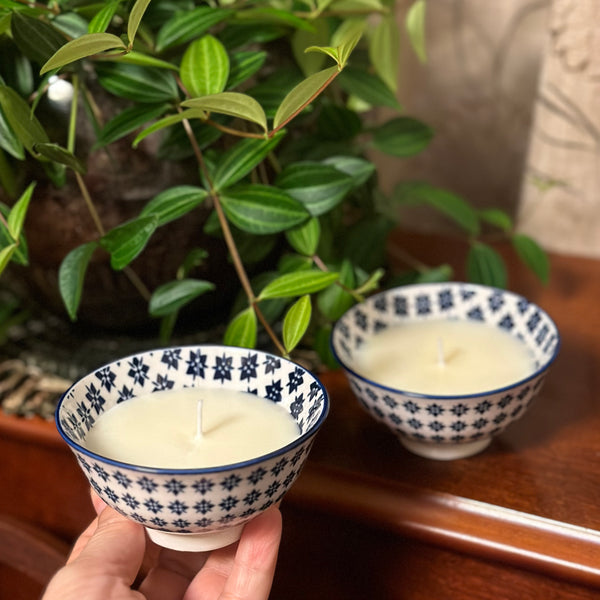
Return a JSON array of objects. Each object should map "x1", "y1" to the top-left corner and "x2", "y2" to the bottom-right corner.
[{"x1": 0, "y1": 0, "x2": 548, "y2": 366}]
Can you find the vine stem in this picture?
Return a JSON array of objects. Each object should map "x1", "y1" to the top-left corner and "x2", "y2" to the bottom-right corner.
[
  {"x1": 74, "y1": 172, "x2": 105, "y2": 236},
  {"x1": 179, "y1": 115, "x2": 287, "y2": 356},
  {"x1": 74, "y1": 173, "x2": 152, "y2": 302}
]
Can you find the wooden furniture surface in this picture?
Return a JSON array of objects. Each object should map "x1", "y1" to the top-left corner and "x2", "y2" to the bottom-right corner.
[
  {"x1": 1, "y1": 232, "x2": 599, "y2": 598},
  {"x1": 281, "y1": 233, "x2": 600, "y2": 598}
]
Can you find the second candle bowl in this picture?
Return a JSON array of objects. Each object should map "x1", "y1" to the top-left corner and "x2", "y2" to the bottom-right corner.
[
  {"x1": 56, "y1": 345, "x2": 329, "y2": 551},
  {"x1": 331, "y1": 282, "x2": 560, "y2": 460}
]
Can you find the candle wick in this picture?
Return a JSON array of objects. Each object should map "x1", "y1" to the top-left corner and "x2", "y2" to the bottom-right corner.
[
  {"x1": 437, "y1": 337, "x2": 446, "y2": 367},
  {"x1": 195, "y1": 398, "x2": 203, "y2": 440}
]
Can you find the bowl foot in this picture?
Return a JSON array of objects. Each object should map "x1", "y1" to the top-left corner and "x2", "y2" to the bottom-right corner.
[
  {"x1": 146, "y1": 524, "x2": 244, "y2": 552},
  {"x1": 399, "y1": 436, "x2": 492, "y2": 460}
]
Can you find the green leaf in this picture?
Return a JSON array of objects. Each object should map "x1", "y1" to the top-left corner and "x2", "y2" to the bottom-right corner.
[
  {"x1": 219, "y1": 22, "x2": 287, "y2": 49},
  {"x1": 405, "y1": 0, "x2": 427, "y2": 62},
  {"x1": 6, "y1": 47, "x2": 35, "y2": 98},
  {"x1": 330, "y1": 0, "x2": 384, "y2": 10},
  {"x1": 258, "y1": 270, "x2": 339, "y2": 300},
  {"x1": 58, "y1": 241, "x2": 98, "y2": 321},
  {"x1": 0, "y1": 104, "x2": 25, "y2": 159},
  {"x1": 0, "y1": 86, "x2": 49, "y2": 155},
  {"x1": 149, "y1": 278, "x2": 215, "y2": 317},
  {"x1": 128, "y1": 0, "x2": 152, "y2": 45},
  {"x1": 7, "y1": 182, "x2": 34, "y2": 239},
  {"x1": 478, "y1": 208, "x2": 513, "y2": 232},
  {"x1": 317, "y1": 259, "x2": 355, "y2": 320},
  {"x1": 415, "y1": 264, "x2": 453, "y2": 283},
  {"x1": 227, "y1": 51, "x2": 267, "y2": 89},
  {"x1": 224, "y1": 307, "x2": 257, "y2": 349},
  {"x1": 88, "y1": 0, "x2": 120, "y2": 34},
  {"x1": 342, "y1": 215, "x2": 394, "y2": 271},
  {"x1": 155, "y1": 6, "x2": 233, "y2": 53},
  {"x1": 113, "y1": 51, "x2": 179, "y2": 71},
  {"x1": 354, "y1": 267, "x2": 384, "y2": 295},
  {"x1": 10, "y1": 12, "x2": 66, "y2": 67},
  {"x1": 317, "y1": 103, "x2": 361, "y2": 140},
  {"x1": 371, "y1": 116, "x2": 433, "y2": 157},
  {"x1": 132, "y1": 108, "x2": 206, "y2": 147},
  {"x1": 283, "y1": 295, "x2": 311, "y2": 353},
  {"x1": 322, "y1": 156, "x2": 375, "y2": 187},
  {"x1": 33, "y1": 142, "x2": 86, "y2": 174},
  {"x1": 336, "y1": 25, "x2": 363, "y2": 67},
  {"x1": 466, "y1": 242, "x2": 507, "y2": 288},
  {"x1": 337, "y1": 66, "x2": 401, "y2": 110},
  {"x1": 276, "y1": 162, "x2": 354, "y2": 216},
  {"x1": 95, "y1": 62, "x2": 179, "y2": 103},
  {"x1": 212, "y1": 133, "x2": 284, "y2": 191},
  {"x1": 234, "y1": 7, "x2": 314, "y2": 31},
  {"x1": 369, "y1": 13, "x2": 399, "y2": 92},
  {"x1": 314, "y1": 324, "x2": 338, "y2": 369},
  {"x1": 182, "y1": 92, "x2": 267, "y2": 133},
  {"x1": 220, "y1": 185, "x2": 309, "y2": 234},
  {"x1": 0, "y1": 244, "x2": 16, "y2": 277},
  {"x1": 0, "y1": 203, "x2": 28, "y2": 265},
  {"x1": 180, "y1": 35, "x2": 229, "y2": 98},
  {"x1": 247, "y1": 69, "x2": 301, "y2": 119},
  {"x1": 52, "y1": 13, "x2": 89, "y2": 39},
  {"x1": 291, "y1": 18, "x2": 329, "y2": 76},
  {"x1": 40, "y1": 33, "x2": 127, "y2": 74},
  {"x1": 304, "y1": 45, "x2": 339, "y2": 65},
  {"x1": 512, "y1": 234, "x2": 550, "y2": 285},
  {"x1": 140, "y1": 185, "x2": 208, "y2": 226},
  {"x1": 94, "y1": 103, "x2": 170, "y2": 148},
  {"x1": 99, "y1": 215, "x2": 158, "y2": 270},
  {"x1": 278, "y1": 254, "x2": 313, "y2": 273},
  {"x1": 286, "y1": 217, "x2": 320, "y2": 256},
  {"x1": 393, "y1": 181, "x2": 480, "y2": 236},
  {"x1": 157, "y1": 117, "x2": 222, "y2": 159},
  {"x1": 273, "y1": 66, "x2": 338, "y2": 130},
  {"x1": 179, "y1": 248, "x2": 209, "y2": 277}
]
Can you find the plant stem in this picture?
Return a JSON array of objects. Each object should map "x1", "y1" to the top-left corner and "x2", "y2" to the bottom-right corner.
[
  {"x1": 68, "y1": 75, "x2": 78, "y2": 154},
  {"x1": 180, "y1": 115, "x2": 287, "y2": 356},
  {"x1": 123, "y1": 265, "x2": 152, "y2": 302},
  {"x1": 205, "y1": 119, "x2": 265, "y2": 139},
  {"x1": 73, "y1": 172, "x2": 152, "y2": 301},
  {"x1": 74, "y1": 172, "x2": 105, "y2": 236}
]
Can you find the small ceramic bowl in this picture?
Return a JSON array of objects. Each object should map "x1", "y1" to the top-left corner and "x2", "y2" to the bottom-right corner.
[
  {"x1": 56, "y1": 345, "x2": 328, "y2": 551},
  {"x1": 331, "y1": 282, "x2": 560, "y2": 460}
]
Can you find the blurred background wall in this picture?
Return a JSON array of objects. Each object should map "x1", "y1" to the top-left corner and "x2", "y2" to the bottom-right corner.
[{"x1": 377, "y1": 0, "x2": 599, "y2": 258}]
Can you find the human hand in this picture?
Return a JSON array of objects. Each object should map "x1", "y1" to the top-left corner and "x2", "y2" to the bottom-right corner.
[{"x1": 42, "y1": 491, "x2": 282, "y2": 600}]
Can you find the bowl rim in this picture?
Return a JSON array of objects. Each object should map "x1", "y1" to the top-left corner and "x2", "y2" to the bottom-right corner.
[
  {"x1": 330, "y1": 281, "x2": 561, "y2": 401},
  {"x1": 55, "y1": 344, "x2": 329, "y2": 475}
]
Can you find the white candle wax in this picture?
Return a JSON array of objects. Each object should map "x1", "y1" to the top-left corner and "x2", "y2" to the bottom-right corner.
[
  {"x1": 84, "y1": 388, "x2": 300, "y2": 468},
  {"x1": 355, "y1": 319, "x2": 535, "y2": 395}
]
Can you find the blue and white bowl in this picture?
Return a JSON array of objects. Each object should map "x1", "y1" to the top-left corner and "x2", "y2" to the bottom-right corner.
[
  {"x1": 331, "y1": 282, "x2": 560, "y2": 460},
  {"x1": 56, "y1": 345, "x2": 328, "y2": 550}
]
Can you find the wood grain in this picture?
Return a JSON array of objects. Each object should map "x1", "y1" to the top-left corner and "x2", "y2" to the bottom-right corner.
[{"x1": 1, "y1": 232, "x2": 600, "y2": 598}]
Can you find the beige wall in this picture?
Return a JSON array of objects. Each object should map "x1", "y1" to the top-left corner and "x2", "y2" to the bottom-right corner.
[
  {"x1": 376, "y1": 0, "x2": 600, "y2": 258},
  {"x1": 375, "y1": 0, "x2": 549, "y2": 230}
]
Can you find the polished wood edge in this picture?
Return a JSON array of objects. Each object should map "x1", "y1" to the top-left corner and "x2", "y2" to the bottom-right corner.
[
  {"x1": 287, "y1": 462, "x2": 600, "y2": 589},
  {"x1": 0, "y1": 411, "x2": 61, "y2": 448},
  {"x1": 5, "y1": 406, "x2": 600, "y2": 589}
]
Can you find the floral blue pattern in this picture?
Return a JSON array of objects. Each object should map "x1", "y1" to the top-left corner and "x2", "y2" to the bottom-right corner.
[
  {"x1": 56, "y1": 346, "x2": 328, "y2": 537},
  {"x1": 331, "y1": 282, "x2": 560, "y2": 459}
]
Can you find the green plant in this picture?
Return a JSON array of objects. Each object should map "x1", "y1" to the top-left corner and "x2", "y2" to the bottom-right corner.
[{"x1": 0, "y1": 0, "x2": 548, "y2": 362}]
